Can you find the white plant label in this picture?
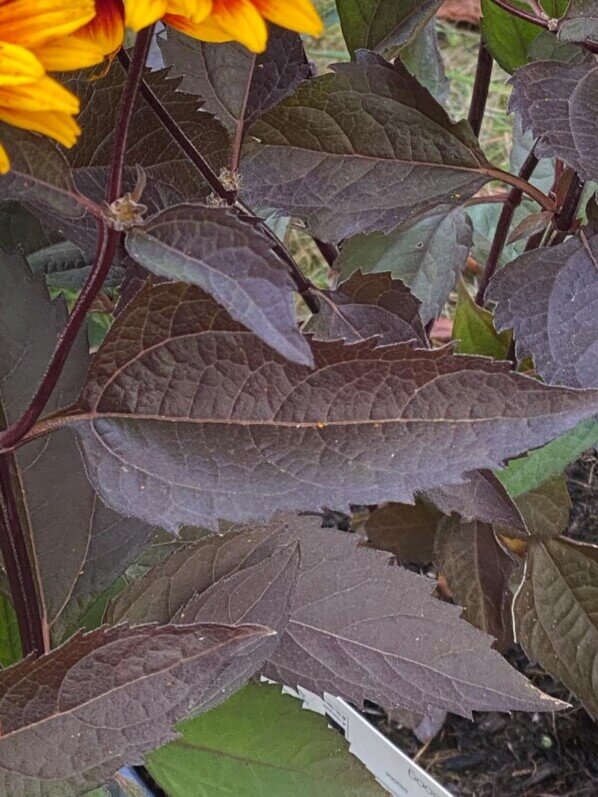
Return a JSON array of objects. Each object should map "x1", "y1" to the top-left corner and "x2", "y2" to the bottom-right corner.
[{"x1": 278, "y1": 683, "x2": 453, "y2": 797}]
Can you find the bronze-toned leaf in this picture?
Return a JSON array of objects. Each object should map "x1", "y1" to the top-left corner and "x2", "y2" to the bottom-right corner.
[
  {"x1": 242, "y1": 52, "x2": 490, "y2": 241},
  {"x1": 125, "y1": 204, "x2": 313, "y2": 365},
  {"x1": 435, "y1": 517, "x2": 516, "y2": 650},
  {"x1": 0, "y1": 623, "x2": 273, "y2": 795},
  {"x1": 305, "y1": 271, "x2": 426, "y2": 346},
  {"x1": 67, "y1": 282, "x2": 598, "y2": 532},
  {"x1": 514, "y1": 536, "x2": 598, "y2": 718}
]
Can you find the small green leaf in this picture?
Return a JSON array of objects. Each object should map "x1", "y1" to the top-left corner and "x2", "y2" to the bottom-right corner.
[
  {"x1": 497, "y1": 418, "x2": 598, "y2": 498},
  {"x1": 0, "y1": 594, "x2": 21, "y2": 668},
  {"x1": 147, "y1": 683, "x2": 386, "y2": 796},
  {"x1": 480, "y1": 0, "x2": 569, "y2": 73},
  {"x1": 453, "y1": 280, "x2": 512, "y2": 359}
]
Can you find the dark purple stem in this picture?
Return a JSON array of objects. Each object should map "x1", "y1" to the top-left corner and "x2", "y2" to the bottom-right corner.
[
  {"x1": 468, "y1": 41, "x2": 493, "y2": 139},
  {"x1": 0, "y1": 456, "x2": 45, "y2": 655},
  {"x1": 0, "y1": 29, "x2": 153, "y2": 452},
  {"x1": 476, "y1": 149, "x2": 539, "y2": 305},
  {"x1": 117, "y1": 50, "x2": 320, "y2": 311},
  {"x1": 118, "y1": 49, "x2": 237, "y2": 205},
  {"x1": 0, "y1": 30, "x2": 154, "y2": 658},
  {"x1": 552, "y1": 174, "x2": 585, "y2": 245}
]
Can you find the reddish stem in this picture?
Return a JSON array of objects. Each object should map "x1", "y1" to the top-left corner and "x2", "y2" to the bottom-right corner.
[
  {"x1": 0, "y1": 456, "x2": 45, "y2": 655},
  {"x1": 468, "y1": 41, "x2": 493, "y2": 139},
  {"x1": 476, "y1": 150, "x2": 539, "y2": 305}
]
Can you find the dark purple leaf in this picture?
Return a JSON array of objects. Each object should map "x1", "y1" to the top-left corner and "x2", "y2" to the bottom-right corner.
[
  {"x1": 0, "y1": 125, "x2": 86, "y2": 219},
  {"x1": 488, "y1": 232, "x2": 598, "y2": 388},
  {"x1": 105, "y1": 514, "x2": 564, "y2": 718},
  {"x1": 426, "y1": 470, "x2": 526, "y2": 532},
  {"x1": 514, "y1": 536, "x2": 598, "y2": 718},
  {"x1": 558, "y1": 0, "x2": 598, "y2": 45},
  {"x1": 65, "y1": 63, "x2": 230, "y2": 201},
  {"x1": 106, "y1": 524, "x2": 285, "y2": 626},
  {"x1": 0, "y1": 252, "x2": 154, "y2": 641},
  {"x1": 70, "y1": 282, "x2": 598, "y2": 532},
  {"x1": 336, "y1": 205, "x2": 473, "y2": 325},
  {"x1": 125, "y1": 204, "x2": 313, "y2": 365},
  {"x1": 365, "y1": 500, "x2": 442, "y2": 563},
  {"x1": 435, "y1": 517, "x2": 516, "y2": 650},
  {"x1": 0, "y1": 623, "x2": 273, "y2": 795},
  {"x1": 263, "y1": 516, "x2": 563, "y2": 717},
  {"x1": 242, "y1": 52, "x2": 490, "y2": 242},
  {"x1": 510, "y1": 60, "x2": 598, "y2": 181},
  {"x1": 305, "y1": 271, "x2": 427, "y2": 346},
  {"x1": 159, "y1": 25, "x2": 309, "y2": 169}
]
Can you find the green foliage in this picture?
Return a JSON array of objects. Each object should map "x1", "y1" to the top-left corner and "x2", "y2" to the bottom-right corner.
[
  {"x1": 0, "y1": 595, "x2": 21, "y2": 668},
  {"x1": 480, "y1": 0, "x2": 570, "y2": 73},
  {"x1": 148, "y1": 683, "x2": 386, "y2": 796}
]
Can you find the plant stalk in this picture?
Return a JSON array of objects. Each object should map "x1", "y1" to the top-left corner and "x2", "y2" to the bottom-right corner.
[
  {"x1": 476, "y1": 150, "x2": 539, "y2": 305},
  {"x1": 552, "y1": 174, "x2": 585, "y2": 244},
  {"x1": 118, "y1": 50, "x2": 320, "y2": 311},
  {"x1": 0, "y1": 28, "x2": 153, "y2": 452},
  {"x1": 468, "y1": 41, "x2": 493, "y2": 139},
  {"x1": 489, "y1": 0, "x2": 598, "y2": 53},
  {"x1": 0, "y1": 456, "x2": 45, "y2": 655}
]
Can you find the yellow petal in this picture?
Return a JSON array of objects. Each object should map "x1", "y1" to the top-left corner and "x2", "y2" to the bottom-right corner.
[
  {"x1": 0, "y1": 42, "x2": 45, "y2": 87},
  {"x1": 125, "y1": 0, "x2": 168, "y2": 30},
  {"x1": 0, "y1": 140, "x2": 9, "y2": 174},
  {"x1": 72, "y1": 0, "x2": 125, "y2": 56},
  {"x1": 168, "y1": 0, "x2": 268, "y2": 52},
  {"x1": 0, "y1": 0, "x2": 96, "y2": 49},
  {"x1": 254, "y1": 0, "x2": 323, "y2": 36},
  {"x1": 166, "y1": 0, "x2": 211, "y2": 22},
  {"x1": 32, "y1": 37, "x2": 107, "y2": 71},
  {"x1": 0, "y1": 107, "x2": 80, "y2": 148},
  {"x1": 0, "y1": 75, "x2": 80, "y2": 114}
]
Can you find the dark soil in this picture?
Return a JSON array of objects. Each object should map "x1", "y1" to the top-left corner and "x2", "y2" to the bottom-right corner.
[{"x1": 371, "y1": 449, "x2": 598, "y2": 797}]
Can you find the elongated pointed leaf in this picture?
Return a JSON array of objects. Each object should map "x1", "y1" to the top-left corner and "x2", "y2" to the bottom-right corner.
[
  {"x1": 0, "y1": 125, "x2": 86, "y2": 219},
  {"x1": 0, "y1": 623, "x2": 273, "y2": 796},
  {"x1": 159, "y1": 25, "x2": 309, "y2": 169},
  {"x1": 336, "y1": 0, "x2": 443, "y2": 55},
  {"x1": 305, "y1": 271, "x2": 426, "y2": 346},
  {"x1": 0, "y1": 250, "x2": 155, "y2": 640},
  {"x1": 148, "y1": 684, "x2": 386, "y2": 796},
  {"x1": 242, "y1": 52, "x2": 490, "y2": 241},
  {"x1": 125, "y1": 204, "x2": 313, "y2": 365},
  {"x1": 262, "y1": 516, "x2": 563, "y2": 717},
  {"x1": 70, "y1": 282, "x2": 598, "y2": 532},
  {"x1": 515, "y1": 536, "x2": 598, "y2": 718},
  {"x1": 105, "y1": 513, "x2": 564, "y2": 717},
  {"x1": 65, "y1": 64, "x2": 230, "y2": 200},
  {"x1": 107, "y1": 524, "x2": 284, "y2": 626},
  {"x1": 489, "y1": 233, "x2": 598, "y2": 388},
  {"x1": 509, "y1": 60, "x2": 598, "y2": 181},
  {"x1": 426, "y1": 470, "x2": 526, "y2": 531},
  {"x1": 435, "y1": 517, "x2": 516, "y2": 650},
  {"x1": 337, "y1": 205, "x2": 473, "y2": 325}
]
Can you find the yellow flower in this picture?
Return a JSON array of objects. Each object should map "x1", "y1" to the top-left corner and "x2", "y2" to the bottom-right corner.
[
  {"x1": 125, "y1": 0, "x2": 323, "y2": 53},
  {"x1": 0, "y1": 0, "x2": 114, "y2": 174}
]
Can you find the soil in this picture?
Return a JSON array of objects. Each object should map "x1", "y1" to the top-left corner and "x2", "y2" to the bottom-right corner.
[{"x1": 370, "y1": 449, "x2": 598, "y2": 797}]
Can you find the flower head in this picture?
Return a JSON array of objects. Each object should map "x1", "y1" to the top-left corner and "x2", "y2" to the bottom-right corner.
[
  {"x1": 123, "y1": 0, "x2": 323, "y2": 52},
  {"x1": 0, "y1": 0, "x2": 119, "y2": 173}
]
